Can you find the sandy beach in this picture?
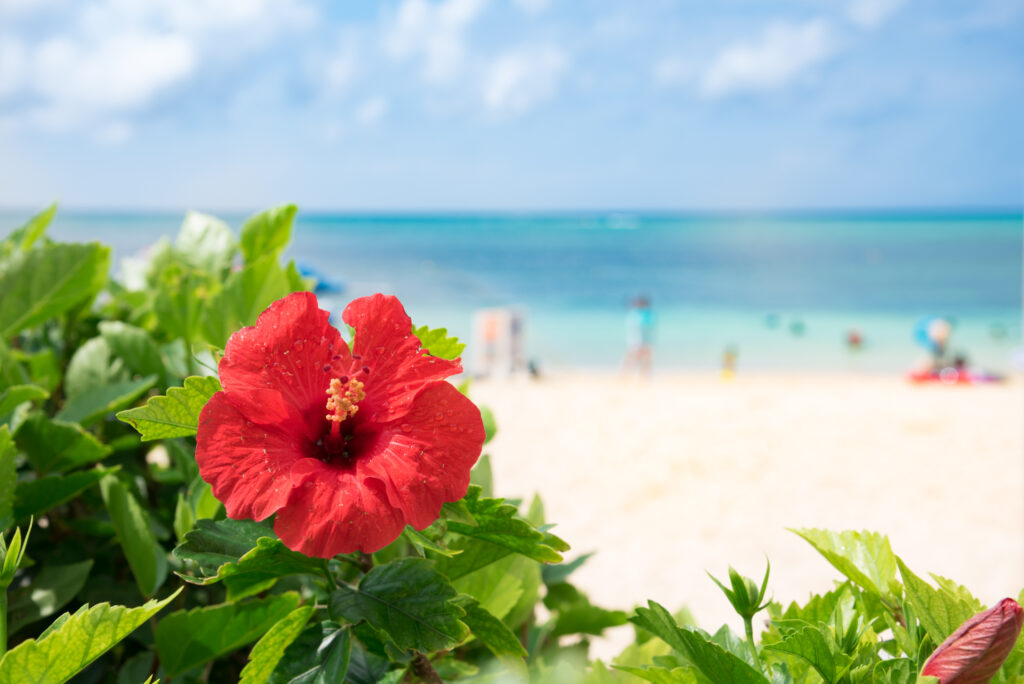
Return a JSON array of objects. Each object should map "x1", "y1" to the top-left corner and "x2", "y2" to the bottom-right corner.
[{"x1": 471, "y1": 371, "x2": 1024, "y2": 657}]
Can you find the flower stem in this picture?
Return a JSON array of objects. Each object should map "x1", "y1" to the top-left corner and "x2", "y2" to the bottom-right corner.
[
  {"x1": 1, "y1": 588, "x2": 8, "y2": 657},
  {"x1": 744, "y1": 616, "x2": 763, "y2": 674},
  {"x1": 408, "y1": 651, "x2": 442, "y2": 684}
]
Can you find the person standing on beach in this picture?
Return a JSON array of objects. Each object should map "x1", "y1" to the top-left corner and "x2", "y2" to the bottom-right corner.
[{"x1": 623, "y1": 296, "x2": 655, "y2": 376}]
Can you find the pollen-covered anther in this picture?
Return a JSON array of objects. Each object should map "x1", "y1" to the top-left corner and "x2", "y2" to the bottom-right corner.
[{"x1": 325, "y1": 378, "x2": 366, "y2": 424}]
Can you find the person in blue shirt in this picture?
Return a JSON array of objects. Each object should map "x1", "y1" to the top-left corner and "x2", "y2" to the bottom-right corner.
[{"x1": 623, "y1": 295, "x2": 655, "y2": 376}]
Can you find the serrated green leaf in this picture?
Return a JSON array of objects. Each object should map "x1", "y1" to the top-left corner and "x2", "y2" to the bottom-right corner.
[
  {"x1": 329, "y1": 558, "x2": 470, "y2": 652},
  {"x1": 56, "y1": 376, "x2": 156, "y2": 427},
  {"x1": 413, "y1": 325, "x2": 466, "y2": 360},
  {"x1": 403, "y1": 525, "x2": 461, "y2": 558},
  {"x1": 172, "y1": 518, "x2": 274, "y2": 573},
  {"x1": 6, "y1": 560, "x2": 93, "y2": 634},
  {"x1": 614, "y1": 666, "x2": 699, "y2": 684},
  {"x1": 0, "y1": 384, "x2": 48, "y2": 417},
  {"x1": 0, "y1": 426, "x2": 15, "y2": 529},
  {"x1": 156, "y1": 593, "x2": 302, "y2": 677},
  {"x1": 441, "y1": 486, "x2": 564, "y2": 579},
  {"x1": 791, "y1": 528, "x2": 898, "y2": 599},
  {"x1": 0, "y1": 588, "x2": 180, "y2": 684},
  {"x1": 451, "y1": 552, "x2": 525, "y2": 620},
  {"x1": 0, "y1": 242, "x2": 110, "y2": 338},
  {"x1": 897, "y1": 557, "x2": 978, "y2": 645},
  {"x1": 452, "y1": 594, "x2": 527, "y2": 658},
  {"x1": 631, "y1": 601, "x2": 770, "y2": 684},
  {"x1": 5, "y1": 203, "x2": 56, "y2": 252},
  {"x1": 765, "y1": 625, "x2": 849, "y2": 683},
  {"x1": 240, "y1": 603, "x2": 316, "y2": 684},
  {"x1": 13, "y1": 467, "x2": 117, "y2": 520},
  {"x1": 240, "y1": 204, "x2": 296, "y2": 263},
  {"x1": 15, "y1": 412, "x2": 112, "y2": 474},
  {"x1": 175, "y1": 211, "x2": 236, "y2": 273},
  {"x1": 872, "y1": 657, "x2": 917, "y2": 684},
  {"x1": 99, "y1": 320, "x2": 166, "y2": 384},
  {"x1": 99, "y1": 474, "x2": 167, "y2": 597},
  {"x1": 269, "y1": 622, "x2": 354, "y2": 684},
  {"x1": 117, "y1": 375, "x2": 221, "y2": 441},
  {"x1": 177, "y1": 534, "x2": 323, "y2": 600}
]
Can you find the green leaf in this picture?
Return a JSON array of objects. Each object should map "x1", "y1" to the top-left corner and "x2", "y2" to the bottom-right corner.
[
  {"x1": 897, "y1": 557, "x2": 979, "y2": 645},
  {"x1": 469, "y1": 453, "x2": 493, "y2": 497},
  {"x1": 15, "y1": 413, "x2": 112, "y2": 474},
  {"x1": 441, "y1": 486, "x2": 565, "y2": 579},
  {"x1": 56, "y1": 376, "x2": 156, "y2": 427},
  {"x1": 155, "y1": 592, "x2": 302, "y2": 677},
  {"x1": 117, "y1": 375, "x2": 221, "y2": 441},
  {"x1": 872, "y1": 658, "x2": 917, "y2": 684},
  {"x1": 403, "y1": 525, "x2": 461, "y2": 558},
  {"x1": 0, "y1": 426, "x2": 15, "y2": 529},
  {"x1": 178, "y1": 535, "x2": 324, "y2": 600},
  {"x1": 543, "y1": 553, "x2": 594, "y2": 586},
  {"x1": 551, "y1": 599, "x2": 629, "y2": 638},
  {"x1": 5, "y1": 203, "x2": 56, "y2": 252},
  {"x1": 450, "y1": 552, "x2": 525, "y2": 620},
  {"x1": 240, "y1": 603, "x2": 316, "y2": 684},
  {"x1": 790, "y1": 528, "x2": 898, "y2": 599},
  {"x1": 0, "y1": 384, "x2": 48, "y2": 417},
  {"x1": 631, "y1": 601, "x2": 770, "y2": 684},
  {"x1": 0, "y1": 588, "x2": 180, "y2": 684},
  {"x1": 99, "y1": 321, "x2": 166, "y2": 384},
  {"x1": 154, "y1": 266, "x2": 211, "y2": 342},
  {"x1": 175, "y1": 211, "x2": 236, "y2": 273},
  {"x1": 240, "y1": 204, "x2": 297, "y2": 263},
  {"x1": 480, "y1": 404, "x2": 497, "y2": 444},
  {"x1": 13, "y1": 467, "x2": 117, "y2": 520},
  {"x1": 0, "y1": 242, "x2": 110, "y2": 338},
  {"x1": 413, "y1": 325, "x2": 466, "y2": 360},
  {"x1": 615, "y1": 666, "x2": 699, "y2": 684},
  {"x1": 200, "y1": 254, "x2": 294, "y2": 347},
  {"x1": 329, "y1": 558, "x2": 470, "y2": 653},
  {"x1": 765, "y1": 624, "x2": 849, "y2": 684},
  {"x1": 269, "y1": 622, "x2": 353, "y2": 684},
  {"x1": 6, "y1": 560, "x2": 93, "y2": 634},
  {"x1": 452, "y1": 594, "x2": 527, "y2": 658},
  {"x1": 64, "y1": 337, "x2": 125, "y2": 400},
  {"x1": 172, "y1": 518, "x2": 274, "y2": 573},
  {"x1": 99, "y1": 473, "x2": 168, "y2": 597}
]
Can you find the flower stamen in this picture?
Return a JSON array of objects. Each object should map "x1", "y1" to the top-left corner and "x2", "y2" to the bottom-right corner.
[{"x1": 326, "y1": 378, "x2": 365, "y2": 441}]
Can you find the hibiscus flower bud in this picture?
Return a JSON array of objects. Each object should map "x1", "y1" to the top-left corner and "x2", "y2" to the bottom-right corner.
[{"x1": 921, "y1": 598, "x2": 1023, "y2": 684}]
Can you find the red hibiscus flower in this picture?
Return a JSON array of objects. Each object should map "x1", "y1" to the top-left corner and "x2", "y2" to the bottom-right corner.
[{"x1": 196, "y1": 292, "x2": 485, "y2": 557}]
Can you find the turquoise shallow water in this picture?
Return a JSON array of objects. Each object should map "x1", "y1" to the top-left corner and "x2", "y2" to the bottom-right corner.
[{"x1": 3, "y1": 210, "x2": 1021, "y2": 372}]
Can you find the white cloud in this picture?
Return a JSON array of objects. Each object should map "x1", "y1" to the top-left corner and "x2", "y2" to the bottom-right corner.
[
  {"x1": 653, "y1": 55, "x2": 695, "y2": 88},
  {"x1": 847, "y1": 0, "x2": 906, "y2": 29},
  {"x1": 1, "y1": 0, "x2": 315, "y2": 134},
  {"x1": 699, "y1": 19, "x2": 837, "y2": 98},
  {"x1": 355, "y1": 96, "x2": 389, "y2": 126},
  {"x1": 383, "y1": 0, "x2": 486, "y2": 84},
  {"x1": 482, "y1": 45, "x2": 567, "y2": 116},
  {"x1": 512, "y1": 0, "x2": 549, "y2": 15}
]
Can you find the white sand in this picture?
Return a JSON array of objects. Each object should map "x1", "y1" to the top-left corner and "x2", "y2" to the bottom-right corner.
[{"x1": 470, "y1": 372, "x2": 1024, "y2": 657}]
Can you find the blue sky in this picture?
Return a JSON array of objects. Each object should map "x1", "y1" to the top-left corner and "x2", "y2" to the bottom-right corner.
[{"x1": 0, "y1": 0, "x2": 1022, "y2": 211}]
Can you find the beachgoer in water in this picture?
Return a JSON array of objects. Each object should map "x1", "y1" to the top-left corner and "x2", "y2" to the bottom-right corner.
[
  {"x1": 846, "y1": 329, "x2": 863, "y2": 351},
  {"x1": 721, "y1": 344, "x2": 738, "y2": 381},
  {"x1": 623, "y1": 296, "x2": 655, "y2": 376}
]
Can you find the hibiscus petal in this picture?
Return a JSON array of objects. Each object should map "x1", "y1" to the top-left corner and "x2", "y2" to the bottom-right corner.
[
  {"x1": 343, "y1": 294, "x2": 461, "y2": 422},
  {"x1": 275, "y1": 458, "x2": 406, "y2": 556},
  {"x1": 359, "y1": 382, "x2": 485, "y2": 529},
  {"x1": 196, "y1": 391, "x2": 313, "y2": 521},
  {"x1": 219, "y1": 291, "x2": 348, "y2": 438}
]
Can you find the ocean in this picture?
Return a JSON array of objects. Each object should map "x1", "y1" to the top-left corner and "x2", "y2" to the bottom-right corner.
[{"x1": 5, "y1": 210, "x2": 1022, "y2": 374}]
